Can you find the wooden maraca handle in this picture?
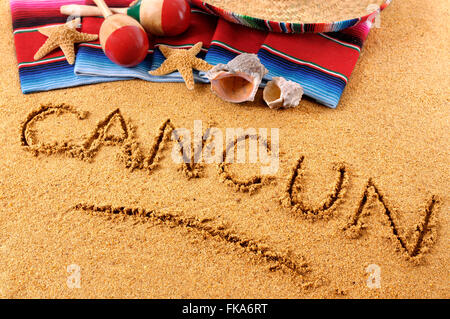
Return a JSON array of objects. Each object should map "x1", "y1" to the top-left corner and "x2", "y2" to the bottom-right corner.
[
  {"x1": 62, "y1": 0, "x2": 191, "y2": 37},
  {"x1": 93, "y1": 0, "x2": 114, "y2": 18},
  {"x1": 60, "y1": 5, "x2": 126, "y2": 17}
]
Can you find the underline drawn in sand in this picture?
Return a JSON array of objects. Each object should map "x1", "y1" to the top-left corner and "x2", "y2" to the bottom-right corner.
[
  {"x1": 343, "y1": 179, "x2": 440, "y2": 261},
  {"x1": 72, "y1": 203, "x2": 313, "y2": 287},
  {"x1": 20, "y1": 104, "x2": 440, "y2": 261},
  {"x1": 280, "y1": 155, "x2": 348, "y2": 220}
]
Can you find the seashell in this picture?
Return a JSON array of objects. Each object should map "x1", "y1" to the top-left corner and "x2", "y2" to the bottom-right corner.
[
  {"x1": 206, "y1": 53, "x2": 268, "y2": 103},
  {"x1": 263, "y1": 77, "x2": 303, "y2": 109}
]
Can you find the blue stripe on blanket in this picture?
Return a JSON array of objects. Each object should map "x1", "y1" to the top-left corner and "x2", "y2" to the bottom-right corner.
[
  {"x1": 18, "y1": 60, "x2": 124, "y2": 94},
  {"x1": 75, "y1": 45, "x2": 153, "y2": 80},
  {"x1": 204, "y1": 44, "x2": 239, "y2": 66},
  {"x1": 257, "y1": 49, "x2": 346, "y2": 108},
  {"x1": 75, "y1": 46, "x2": 209, "y2": 84}
]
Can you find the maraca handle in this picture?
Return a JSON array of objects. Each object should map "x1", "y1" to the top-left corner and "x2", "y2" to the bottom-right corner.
[
  {"x1": 60, "y1": 5, "x2": 126, "y2": 17},
  {"x1": 93, "y1": 0, "x2": 114, "y2": 18}
]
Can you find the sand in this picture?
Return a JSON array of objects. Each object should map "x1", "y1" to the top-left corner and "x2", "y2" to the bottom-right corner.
[{"x1": 0, "y1": 0, "x2": 449, "y2": 298}]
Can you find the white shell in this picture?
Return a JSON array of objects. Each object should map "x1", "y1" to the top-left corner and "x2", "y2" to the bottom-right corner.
[
  {"x1": 263, "y1": 77, "x2": 303, "y2": 109},
  {"x1": 206, "y1": 53, "x2": 268, "y2": 103}
]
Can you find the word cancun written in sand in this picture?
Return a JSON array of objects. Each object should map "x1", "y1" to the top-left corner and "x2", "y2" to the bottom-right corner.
[
  {"x1": 182, "y1": 303, "x2": 268, "y2": 316},
  {"x1": 171, "y1": 120, "x2": 279, "y2": 175},
  {"x1": 20, "y1": 104, "x2": 440, "y2": 261}
]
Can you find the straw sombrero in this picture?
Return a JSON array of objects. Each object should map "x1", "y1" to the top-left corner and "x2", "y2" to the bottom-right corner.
[{"x1": 190, "y1": 0, "x2": 392, "y2": 33}]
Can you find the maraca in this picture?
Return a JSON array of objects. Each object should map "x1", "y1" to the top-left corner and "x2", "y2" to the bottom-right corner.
[
  {"x1": 61, "y1": 0, "x2": 191, "y2": 36},
  {"x1": 93, "y1": 0, "x2": 149, "y2": 67}
]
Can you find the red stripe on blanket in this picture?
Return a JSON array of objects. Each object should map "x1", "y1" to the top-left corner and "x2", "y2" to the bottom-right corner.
[
  {"x1": 211, "y1": 19, "x2": 267, "y2": 54},
  {"x1": 14, "y1": 28, "x2": 70, "y2": 64},
  {"x1": 80, "y1": 16, "x2": 102, "y2": 44},
  {"x1": 263, "y1": 32, "x2": 361, "y2": 79}
]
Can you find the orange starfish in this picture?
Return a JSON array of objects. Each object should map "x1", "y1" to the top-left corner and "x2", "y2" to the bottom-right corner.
[
  {"x1": 149, "y1": 42, "x2": 213, "y2": 90},
  {"x1": 34, "y1": 18, "x2": 98, "y2": 65}
]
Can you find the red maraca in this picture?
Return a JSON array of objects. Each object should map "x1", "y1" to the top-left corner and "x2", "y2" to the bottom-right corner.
[
  {"x1": 61, "y1": 0, "x2": 191, "y2": 37},
  {"x1": 129, "y1": 0, "x2": 191, "y2": 36},
  {"x1": 93, "y1": 0, "x2": 149, "y2": 67}
]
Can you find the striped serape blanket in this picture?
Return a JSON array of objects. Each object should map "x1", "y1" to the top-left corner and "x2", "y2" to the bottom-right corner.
[
  {"x1": 11, "y1": 0, "x2": 376, "y2": 108},
  {"x1": 10, "y1": 0, "x2": 128, "y2": 93},
  {"x1": 258, "y1": 23, "x2": 371, "y2": 108}
]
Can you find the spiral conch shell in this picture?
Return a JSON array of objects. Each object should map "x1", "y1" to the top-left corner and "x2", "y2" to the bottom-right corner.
[
  {"x1": 206, "y1": 53, "x2": 268, "y2": 103},
  {"x1": 263, "y1": 77, "x2": 303, "y2": 109}
]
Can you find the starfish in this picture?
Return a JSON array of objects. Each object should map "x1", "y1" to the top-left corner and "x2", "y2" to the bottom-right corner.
[
  {"x1": 34, "y1": 18, "x2": 98, "y2": 65},
  {"x1": 149, "y1": 42, "x2": 213, "y2": 90}
]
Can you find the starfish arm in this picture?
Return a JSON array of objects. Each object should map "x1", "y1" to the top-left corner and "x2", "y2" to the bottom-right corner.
[
  {"x1": 188, "y1": 42, "x2": 203, "y2": 56},
  {"x1": 192, "y1": 58, "x2": 213, "y2": 72},
  {"x1": 38, "y1": 27, "x2": 55, "y2": 37},
  {"x1": 39, "y1": 19, "x2": 78, "y2": 37},
  {"x1": 149, "y1": 59, "x2": 178, "y2": 76},
  {"x1": 178, "y1": 65, "x2": 195, "y2": 90},
  {"x1": 74, "y1": 32, "x2": 98, "y2": 43},
  {"x1": 67, "y1": 18, "x2": 81, "y2": 29},
  {"x1": 59, "y1": 42, "x2": 76, "y2": 64},
  {"x1": 34, "y1": 39, "x2": 60, "y2": 61},
  {"x1": 158, "y1": 45, "x2": 175, "y2": 58}
]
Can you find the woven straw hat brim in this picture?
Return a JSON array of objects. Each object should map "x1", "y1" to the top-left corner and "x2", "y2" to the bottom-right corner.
[{"x1": 190, "y1": 0, "x2": 391, "y2": 33}]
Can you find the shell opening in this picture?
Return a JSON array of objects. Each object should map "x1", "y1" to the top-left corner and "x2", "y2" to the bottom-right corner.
[
  {"x1": 263, "y1": 81, "x2": 282, "y2": 104},
  {"x1": 211, "y1": 73, "x2": 255, "y2": 103}
]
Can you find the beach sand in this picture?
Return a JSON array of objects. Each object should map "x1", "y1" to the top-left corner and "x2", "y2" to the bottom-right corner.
[{"x1": 0, "y1": 0, "x2": 448, "y2": 298}]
